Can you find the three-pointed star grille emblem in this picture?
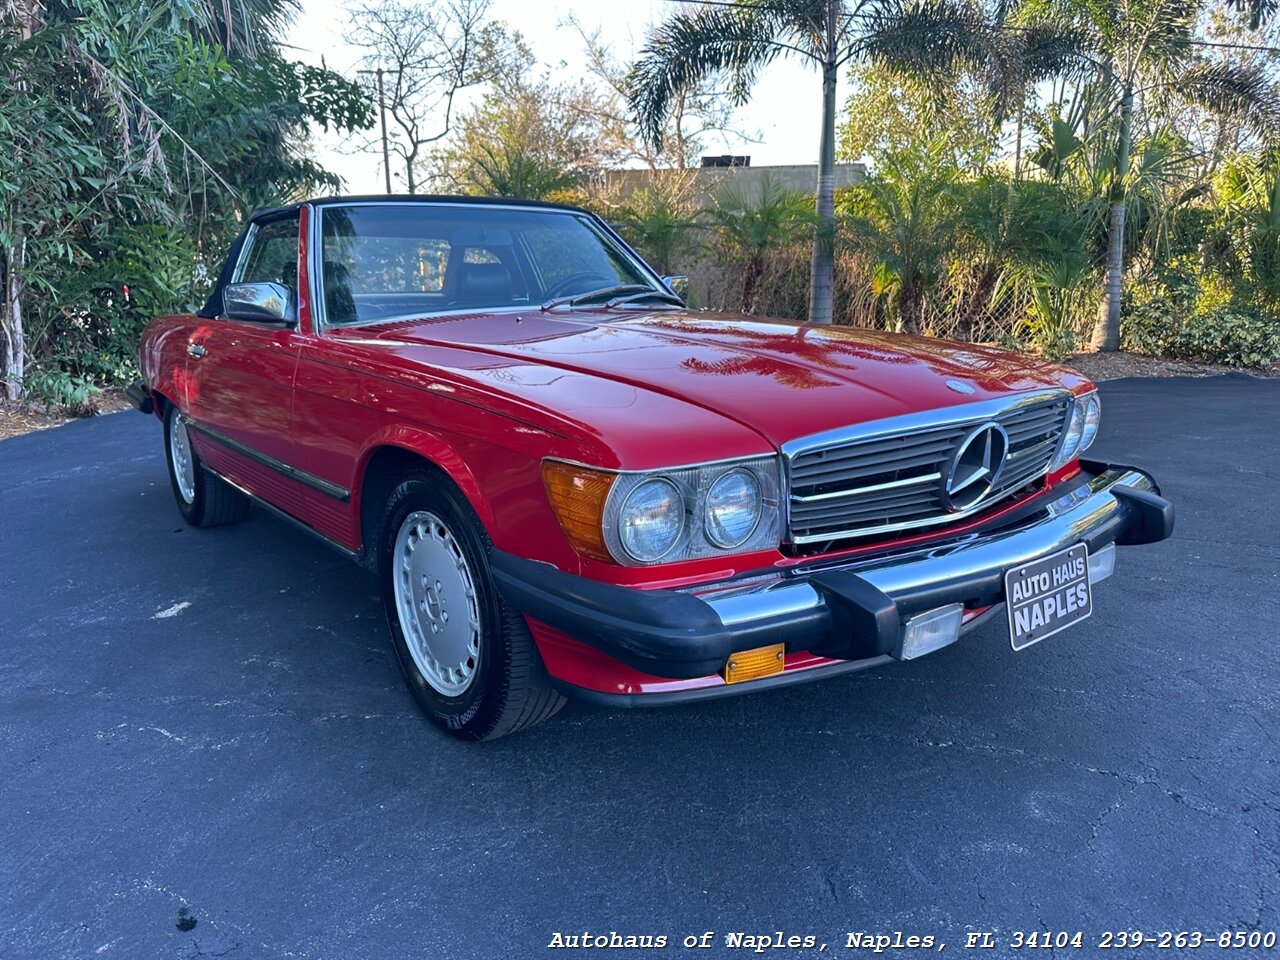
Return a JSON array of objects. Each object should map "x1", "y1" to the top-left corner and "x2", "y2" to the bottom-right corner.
[{"x1": 943, "y1": 422, "x2": 1009, "y2": 511}]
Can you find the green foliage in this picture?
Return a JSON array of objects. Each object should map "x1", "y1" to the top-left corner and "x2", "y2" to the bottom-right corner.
[
  {"x1": 0, "y1": 0, "x2": 372, "y2": 402},
  {"x1": 1124, "y1": 298, "x2": 1280, "y2": 366},
  {"x1": 21, "y1": 369, "x2": 101, "y2": 414},
  {"x1": 839, "y1": 139, "x2": 963, "y2": 333},
  {"x1": 433, "y1": 52, "x2": 615, "y2": 199},
  {"x1": 463, "y1": 143, "x2": 581, "y2": 201},
  {"x1": 611, "y1": 175, "x2": 701, "y2": 275},
  {"x1": 838, "y1": 63, "x2": 998, "y2": 168},
  {"x1": 1208, "y1": 152, "x2": 1280, "y2": 307},
  {"x1": 704, "y1": 174, "x2": 815, "y2": 313}
]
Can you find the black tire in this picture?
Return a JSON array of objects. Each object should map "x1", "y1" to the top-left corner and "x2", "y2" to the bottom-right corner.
[
  {"x1": 163, "y1": 405, "x2": 250, "y2": 528},
  {"x1": 378, "y1": 470, "x2": 565, "y2": 741}
]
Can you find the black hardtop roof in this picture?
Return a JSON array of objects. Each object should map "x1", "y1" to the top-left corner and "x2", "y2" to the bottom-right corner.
[{"x1": 248, "y1": 194, "x2": 591, "y2": 224}]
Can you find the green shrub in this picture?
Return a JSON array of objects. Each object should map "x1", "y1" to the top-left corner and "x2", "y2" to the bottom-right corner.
[
  {"x1": 21, "y1": 368, "x2": 101, "y2": 415},
  {"x1": 1123, "y1": 299, "x2": 1280, "y2": 367}
]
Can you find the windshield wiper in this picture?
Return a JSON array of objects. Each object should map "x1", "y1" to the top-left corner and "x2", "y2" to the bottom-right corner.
[
  {"x1": 605, "y1": 289, "x2": 685, "y2": 309},
  {"x1": 540, "y1": 284, "x2": 654, "y2": 311}
]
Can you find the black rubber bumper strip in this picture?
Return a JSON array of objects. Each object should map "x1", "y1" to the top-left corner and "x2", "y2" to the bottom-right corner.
[
  {"x1": 490, "y1": 461, "x2": 1174, "y2": 683},
  {"x1": 1110, "y1": 483, "x2": 1176, "y2": 545},
  {"x1": 492, "y1": 552, "x2": 739, "y2": 679},
  {"x1": 491, "y1": 551, "x2": 901, "y2": 680},
  {"x1": 125, "y1": 379, "x2": 153, "y2": 415}
]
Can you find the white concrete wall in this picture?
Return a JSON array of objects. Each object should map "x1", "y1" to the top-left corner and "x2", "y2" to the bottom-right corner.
[{"x1": 605, "y1": 162, "x2": 866, "y2": 201}]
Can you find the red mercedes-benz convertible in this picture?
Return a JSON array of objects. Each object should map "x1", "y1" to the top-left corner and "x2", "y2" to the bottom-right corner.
[{"x1": 128, "y1": 196, "x2": 1174, "y2": 740}]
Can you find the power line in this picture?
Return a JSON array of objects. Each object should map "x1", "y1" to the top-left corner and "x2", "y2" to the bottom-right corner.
[{"x1": 1178, "y1": 36, "x2": 1280, "y2": 55}]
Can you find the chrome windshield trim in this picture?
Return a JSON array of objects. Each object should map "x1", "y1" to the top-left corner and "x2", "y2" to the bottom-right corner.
[{"x1": 230, "y1": 222, "x2": 259, "y2": 285}]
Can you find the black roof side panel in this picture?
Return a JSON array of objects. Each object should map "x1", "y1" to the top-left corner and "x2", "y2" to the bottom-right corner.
[{"x1": 197, "y1": 205, "x2": 303, "y2": 319}]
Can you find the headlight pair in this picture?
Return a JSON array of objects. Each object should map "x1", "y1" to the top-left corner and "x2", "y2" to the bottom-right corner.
[
  {"x1": 543, "y1": 457, "x2": 781, "y2": 566},
  {"x1": 1049, "y1": 390, "x2": 1101, "y2": 471}
]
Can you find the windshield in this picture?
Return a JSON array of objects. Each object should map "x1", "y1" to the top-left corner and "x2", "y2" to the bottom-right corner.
[{"x1": 317, "y1": 202, "x2": 663, "y2": 325}]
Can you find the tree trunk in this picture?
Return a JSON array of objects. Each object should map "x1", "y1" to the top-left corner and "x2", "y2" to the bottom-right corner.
[
  {"x1": 404, "y1": 152, "x2": 417, "y2": 195},
  {"x1": 743, "y1": 256, "x2": 765, "y2": 314},
  {"x1": 806, "y1": 0, "x2": 839, "y2": 325},
  {"x1": 957, "y1": 265, "x2": 997, "y2": 342},
  {"x1": 2, "y1": 230, "x2": 26, "y2": 402},
  {"x1": 897, "y1": 277, "x2": 922, "y2": 335},
  {"x1": 1013, "y1": 105, "x2": 1024, "y2": 182},
  {"x1": 1091, "y1": 88, "x2": 1133, "y2": 352},
  {"x1": 2, "y1": 1, "x2": 37, "y2": 401}
]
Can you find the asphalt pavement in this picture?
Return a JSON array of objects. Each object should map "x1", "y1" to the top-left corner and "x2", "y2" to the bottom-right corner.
[{"x1": 1, "y1": 375, "x2": 1277, "y2": 959}]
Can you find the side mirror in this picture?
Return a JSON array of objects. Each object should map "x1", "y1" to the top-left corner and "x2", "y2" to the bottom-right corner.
[
  {"x1": 223, "y1": 281, "x2": 296, "y2": 325},
  {"x1": 662, "y1": 274, "x2": 690, "y2": 298}
]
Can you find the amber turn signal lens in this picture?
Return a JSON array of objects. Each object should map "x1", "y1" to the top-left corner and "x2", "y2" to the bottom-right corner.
[
  {"x1": 542, "y1": 461, "x2": 616, "y2": 561},
  {"x1": 722, "y1": 643, "x2": 786, "y2": 684}
]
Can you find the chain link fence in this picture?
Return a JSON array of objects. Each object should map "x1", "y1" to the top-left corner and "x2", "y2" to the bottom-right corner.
[{"x1": 678, "y1": 240, "x2": 1045, "y2": 346}]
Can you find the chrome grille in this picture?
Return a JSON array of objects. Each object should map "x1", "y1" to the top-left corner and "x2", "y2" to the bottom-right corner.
[{"x1": 785, "y1": 392, "x2": 1071, "y2": 544}]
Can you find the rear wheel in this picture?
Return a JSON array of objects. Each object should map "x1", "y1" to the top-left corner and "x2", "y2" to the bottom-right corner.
[
  {"x1": 163, "y1": 405, "x2": 249, "y2": 527},
  {"x1": 378, "y1": 471, "x2": 564, "y2": 740}
]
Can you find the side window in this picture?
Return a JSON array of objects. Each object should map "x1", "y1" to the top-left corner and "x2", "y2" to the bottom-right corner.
[{"x1": 237, "y1": 217, "x2": 300, "y2": 288}]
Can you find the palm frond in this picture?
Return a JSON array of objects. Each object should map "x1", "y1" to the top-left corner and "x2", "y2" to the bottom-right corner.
[
  {"x1": 1124, "y1": 0, "x2": 1198, "y2": 69},
  {"x1": 858, "y1": 0, "x2": 993, "y2": 85},
  {"x1": 1226, "y1": 0, "x2": 1279, "y2": 30},
  {"x1": 1014, "y1": 23, "x2": 1096, "y2": 85},
  {"x1": 1177, "y1": 61, "x2": 1280, "y2": 142},
  {"x1": 627, "y1": 3, "x2": 817, "y2": 148}
]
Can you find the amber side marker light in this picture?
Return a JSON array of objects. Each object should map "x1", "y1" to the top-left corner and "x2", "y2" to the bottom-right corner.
[
  {"x1": 723, "y1": 643, "x2": 786, "y2": 684},
  {"x1": 542, "y1": 461, "x2": 616, "y2": 561}
]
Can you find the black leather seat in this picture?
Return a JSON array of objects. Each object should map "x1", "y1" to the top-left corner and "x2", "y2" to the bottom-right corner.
[{"x1": 452, "y1": 261, "x2": 514, "y2": 307}]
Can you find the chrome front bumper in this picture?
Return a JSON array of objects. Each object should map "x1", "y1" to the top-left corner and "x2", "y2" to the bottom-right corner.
[
  {"x1": 703, "y1": 464, "x2": 1167, "y2": 649},
  {"x1": 492, "y1": 461, "x2": 1174, "y2": 699}
]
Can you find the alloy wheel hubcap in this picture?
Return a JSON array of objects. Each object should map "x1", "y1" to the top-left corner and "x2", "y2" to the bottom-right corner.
[
  {"x1": 392, "y1": 511, "x2": 481, "y2": 696},
  {"x1": 170, "y1": 416, "x2": 196, "y2": 504}
]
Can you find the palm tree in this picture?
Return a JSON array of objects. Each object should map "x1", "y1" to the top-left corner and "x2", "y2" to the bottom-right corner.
[
  {"x1": 1211, "y1": 151, "x2": 1280, "y2": 307},
  {"x1": 613, "y1": 173, "x2": 701, "y2": 275},
  {"x1": 628, "y1": 0, "x2": 992, "y2": 325},
  {"x1": 464, "y1": 142, "x2": 579, "y2": 199},
  {"x1": 1015, "y1": 0, "x2": 1280, "y2": 350},
  {"x1": 705, "y1": 173, "x2": 817, "y2": 313},
  {"x1": 840, "y1": 138, "x2": 962, "y2": 333}
]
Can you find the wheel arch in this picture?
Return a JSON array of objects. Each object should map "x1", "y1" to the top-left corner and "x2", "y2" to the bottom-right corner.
[
  {"x1": 355, "y1": 430, "x2": 493, "y2": 563},
  {"x1": 150, "y1": 388, "x2": 174, "y2": 420}
]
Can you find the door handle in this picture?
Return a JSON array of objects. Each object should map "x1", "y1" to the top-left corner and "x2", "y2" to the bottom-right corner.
[{"x1": 188, "y1": 343, "x2": 206, "y2": 359}]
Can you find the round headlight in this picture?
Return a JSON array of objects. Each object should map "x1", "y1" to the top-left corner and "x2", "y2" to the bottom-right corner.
[
  {"x1": 1053, "y1": 401, "x2": 1086, "y2": 469},
  {"x1": 618, "y1": 478, "x2": 684, "y2": 562},
  {"x1": 1079, "y1": 393, "x2": 1101, "y2": 453},
  {"x1": 704, "y1": 469, "x2": 762, "y2": 548}
]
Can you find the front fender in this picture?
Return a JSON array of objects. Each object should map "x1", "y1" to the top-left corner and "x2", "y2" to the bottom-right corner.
[{"x1": 354, "y1": 424, "x2": 494, "y2": 530}]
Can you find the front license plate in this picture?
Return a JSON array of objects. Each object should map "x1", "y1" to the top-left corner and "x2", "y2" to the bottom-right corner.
[{"x1": 1005, "y1": 543, "x2": 1092, "y2": 651}]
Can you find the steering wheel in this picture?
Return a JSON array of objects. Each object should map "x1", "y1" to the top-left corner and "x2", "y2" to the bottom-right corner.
[{"x1": 542, "y1": 272, "x2": 618, "y2": 300}]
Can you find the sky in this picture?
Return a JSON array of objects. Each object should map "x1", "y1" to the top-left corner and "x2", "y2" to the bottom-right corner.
[{"x1": 286, "y1": 0, "x2": 826, "y2": 194}]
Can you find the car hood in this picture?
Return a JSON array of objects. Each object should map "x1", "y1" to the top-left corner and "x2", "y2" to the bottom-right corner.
[{"x1": 337, "y1": 309, "x2": 1088, "y2": 449}]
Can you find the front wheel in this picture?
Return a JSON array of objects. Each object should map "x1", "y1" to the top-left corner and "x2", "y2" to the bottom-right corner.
[
  {"x1": 163, "y1": 405, "x2": 249, "y2": 527},
  {"x1": 378, "y1": 472, "x2": 564, "y2": 740}
]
